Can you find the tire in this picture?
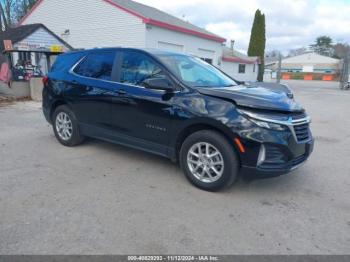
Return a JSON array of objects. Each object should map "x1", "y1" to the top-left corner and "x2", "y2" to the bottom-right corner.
[
  {"x1": 180, "y1": 130, "x2": 239, "y2": 191},
  {"x1": 52, "y1": 105, "x2": 85, "y2": 147}
]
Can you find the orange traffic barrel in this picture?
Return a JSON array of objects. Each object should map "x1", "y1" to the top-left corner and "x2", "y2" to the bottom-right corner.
[
  {"x1": 304, "y1": 75, "x2": 313, "y2": 80},
  {"x1": 322, "y1": 75, "x2": 333, "y2": 81},
  {"x1": 282, "y1": 74, "x2": 290, "y2": 80}
]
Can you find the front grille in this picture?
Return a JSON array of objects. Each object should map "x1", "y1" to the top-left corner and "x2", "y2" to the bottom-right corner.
[
  {"x1": 293, "y1": 123, "x2": 310, "y2": 142},
  {"x1": 292, "y1": 112, "x2": 307, "y2": 120}
]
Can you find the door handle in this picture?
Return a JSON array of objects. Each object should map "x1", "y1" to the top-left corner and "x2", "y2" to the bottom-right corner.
[{"x1": 116, "y1": 89, "x2": 127, "y2": 95}]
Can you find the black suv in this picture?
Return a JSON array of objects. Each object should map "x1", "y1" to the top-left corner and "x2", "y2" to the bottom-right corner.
[{"x1": 43, "y1": 48, "x2": 314, "y2": 191}]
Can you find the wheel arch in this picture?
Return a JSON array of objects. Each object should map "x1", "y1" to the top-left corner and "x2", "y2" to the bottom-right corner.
[
  {"x1": 172, "y1": 119, "x2": 242, "y2": 164},
  {"x1": 50, "y1": 100, "x2": 69, "y2": 121}
]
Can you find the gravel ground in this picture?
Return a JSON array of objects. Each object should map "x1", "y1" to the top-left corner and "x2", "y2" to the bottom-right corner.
[{"x1": 0, "y1": 81, "x2": 349, "y2": 254}]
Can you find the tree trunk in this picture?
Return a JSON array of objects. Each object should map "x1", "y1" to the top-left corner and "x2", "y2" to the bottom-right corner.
[
  {"x1": 5, "y1": 0, "x2": 12, "y2": 27},
  {"x1": 0, "y1": 11, "x2": 3, "y2": 32},
  {"x1": 258, "y1": 58, "x2": 265, "y2": 82}
]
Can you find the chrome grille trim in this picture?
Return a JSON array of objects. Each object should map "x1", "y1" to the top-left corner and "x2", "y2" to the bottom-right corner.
[{"x1": 240, "y1": 111, "x2": 311, "y2": 143}]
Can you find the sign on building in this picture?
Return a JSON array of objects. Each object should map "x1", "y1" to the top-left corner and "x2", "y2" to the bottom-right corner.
[{"x1": 3, "y1": 40, "x2": 13, "y2": 51}]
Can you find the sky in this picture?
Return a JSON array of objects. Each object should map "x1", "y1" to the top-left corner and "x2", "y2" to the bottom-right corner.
[{"x1": 134, "y1": 0, "x2": 350, "y2": 54}]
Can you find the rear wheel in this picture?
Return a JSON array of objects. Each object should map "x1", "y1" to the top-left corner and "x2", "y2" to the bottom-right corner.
[
  {"x1": 180, "y1": 130, "x2": 239, "y2": 191},
  {"x1": 52, "y1": 105, "x2": 85, "y2": 147}
]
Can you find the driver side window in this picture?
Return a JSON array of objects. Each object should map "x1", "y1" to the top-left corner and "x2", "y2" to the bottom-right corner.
[{"x1": 120, "y1": 51, "x2": 166, "y2": 86}]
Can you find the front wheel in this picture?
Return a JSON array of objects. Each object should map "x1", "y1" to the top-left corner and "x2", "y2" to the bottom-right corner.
[{"x1": 180, "y1": 130, "x2": 239, "y2": 191}]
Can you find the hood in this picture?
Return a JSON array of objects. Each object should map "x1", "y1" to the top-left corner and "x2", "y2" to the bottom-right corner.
[{"x1": 197, "y1": 85, "x2": 303, "y2": 112}]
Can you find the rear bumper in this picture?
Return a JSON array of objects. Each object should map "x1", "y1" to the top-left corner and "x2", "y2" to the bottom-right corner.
[
  {"x1": 43, "y1": 106, "x2": 51, "y2": 124},
  {"x1": 42, "y1": 86, "x2": 53, "y2": 124}
]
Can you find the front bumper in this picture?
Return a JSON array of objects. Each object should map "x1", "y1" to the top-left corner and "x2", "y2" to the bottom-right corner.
[
  {"x1": 233, "y1": 114, "x2": 314, "y2": 178},
  {"x1": 241, "y1": 138, "x2": 314, "y2": 178}
]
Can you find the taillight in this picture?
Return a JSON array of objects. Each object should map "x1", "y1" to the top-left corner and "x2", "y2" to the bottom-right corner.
[{"x1": 42, "y1": 76, "x2": 49, "y2": 86}]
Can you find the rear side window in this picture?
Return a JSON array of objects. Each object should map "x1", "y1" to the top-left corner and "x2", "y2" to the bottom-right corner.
[
  {"x1": 74, "y1": 51, "x2": 116, "y2": 81},
  {"x1": 51, "y1": 52, "x2": 85, "y2": 73}
]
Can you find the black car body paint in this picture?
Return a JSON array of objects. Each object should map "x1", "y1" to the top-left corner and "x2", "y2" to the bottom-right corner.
[{"x1": 43, "y1": 48, "x2": 314, "y2": 179}]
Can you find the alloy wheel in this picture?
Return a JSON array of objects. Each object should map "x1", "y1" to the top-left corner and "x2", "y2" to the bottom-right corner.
[
  {"x1": 187, "y1": 142, "x2": 224, "y2": 183},
  {"x1": 55, "y1": 112, "x2": 73, "y2": 141}
]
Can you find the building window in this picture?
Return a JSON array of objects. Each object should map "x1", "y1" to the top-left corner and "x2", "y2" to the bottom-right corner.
[
  {"x1": 201, "y1": 58, "x2": 213, "y2": 64},
  {"x1": 238, "y1": 64, "x2": 246, "y2": 74},
  {"x1": 18, "y1": 52, "x2": 31, "y2": 64}
]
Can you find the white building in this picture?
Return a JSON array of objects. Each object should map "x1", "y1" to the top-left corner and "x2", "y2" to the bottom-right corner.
[
  {"x1": 268, "y1": 52, "x2": 340, "y2": 74},
  {"x1": 20, "y1": 0, "x2": 259, "y2": 81},
  {"x1": 281, "y1": 53, "x2": 340, "y2": 74},
  {"x1": 221, "y1": 47, "x2": 258, "y2": 81}
]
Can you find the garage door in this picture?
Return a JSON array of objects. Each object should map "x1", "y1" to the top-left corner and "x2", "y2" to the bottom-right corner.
[
  {"x1": 197, "y1": 48, "x2": 215, "y2": 64},
  {"x1": 158, "y1": 41, "x2": 184, "y2": 52}
]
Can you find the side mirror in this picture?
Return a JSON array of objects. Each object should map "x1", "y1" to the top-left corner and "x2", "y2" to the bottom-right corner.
[{"x1": 143, "y1": 78, "x2": 174, "y2": 92}]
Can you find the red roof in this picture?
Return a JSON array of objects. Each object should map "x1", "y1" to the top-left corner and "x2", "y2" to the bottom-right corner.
[
  {"x1": 222, "y1": 56, "x2": 257, "y2": 64},
  {"x1": 19, "y1": 0, "x2": 226, "y2": 43},
  {"x1": 221, "y1": 47, "x2": 259, "y2": 64}
]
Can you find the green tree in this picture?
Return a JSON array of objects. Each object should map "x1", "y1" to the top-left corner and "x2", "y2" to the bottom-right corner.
[
  {"x1": 310, "y1": 36, "x2": 333, "y2": 56},
  {"x1": 248, "y1": 9, "x2": 266, "y2": 82}
]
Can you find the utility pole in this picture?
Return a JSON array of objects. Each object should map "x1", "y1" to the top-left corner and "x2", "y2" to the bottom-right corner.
[
  {"x1": 276, "y1": 53, "x2": 282, "y2": 83},
  {"x1": 340, "y1": 53, "x2": 349, "y2": 89}
]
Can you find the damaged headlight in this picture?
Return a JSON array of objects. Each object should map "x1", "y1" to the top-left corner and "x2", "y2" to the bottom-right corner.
[
  {"x1": 248, "y1": 118, "x2": 287, "y2": 131},
  {"x1": 238, "y1": 109, "x2": 289, "y2": 131}
]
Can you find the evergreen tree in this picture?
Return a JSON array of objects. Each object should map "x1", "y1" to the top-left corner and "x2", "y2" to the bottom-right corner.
[
  {"x1": 310, "y1": 36, "x2": 333, "y2": 57},
  {"x1": 248, "y1": 9, "x2": 266, "y2": 82}
]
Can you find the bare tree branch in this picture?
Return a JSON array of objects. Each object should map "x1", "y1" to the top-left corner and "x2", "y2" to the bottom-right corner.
[{"x1": 0, "y1": 3, "x2": 9, "y2": 31}]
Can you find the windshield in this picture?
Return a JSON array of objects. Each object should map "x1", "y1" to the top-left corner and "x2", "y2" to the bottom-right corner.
[{"x1": 157, "y1": 54, "x2": 237, "y2": 88}]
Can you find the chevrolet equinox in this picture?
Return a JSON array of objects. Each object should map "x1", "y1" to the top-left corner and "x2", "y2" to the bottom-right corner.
[{"x1": 43, "y1": 48, "x2": 314, "y2": 191}]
